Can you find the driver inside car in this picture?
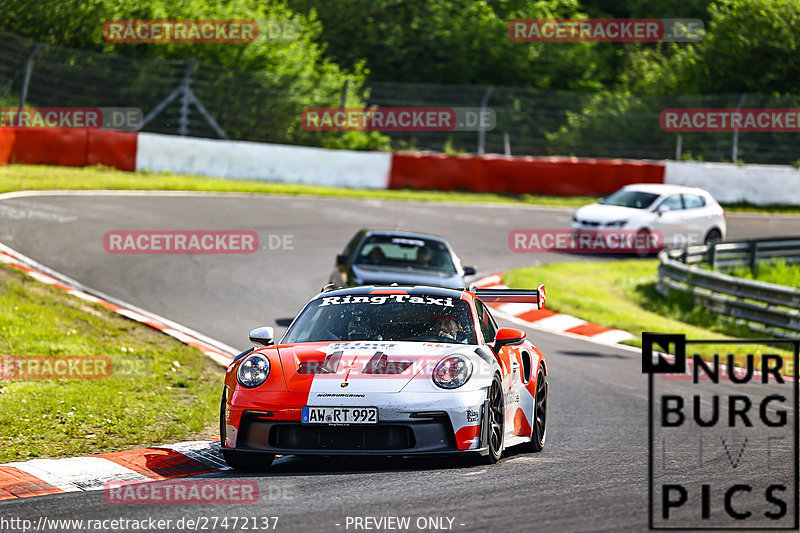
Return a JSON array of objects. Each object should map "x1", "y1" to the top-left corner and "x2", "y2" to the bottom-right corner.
[{"x1": 431, "y1": 315, "x2": 459, "y2": 341}]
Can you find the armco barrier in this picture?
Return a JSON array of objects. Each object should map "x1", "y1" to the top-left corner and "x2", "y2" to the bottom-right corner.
[
  {"x1": 657, "y1": 237, "x2": 800, "y2": 335},
  {"x1": 389, "y1": 152, "x2": 665, "y2": 195}
]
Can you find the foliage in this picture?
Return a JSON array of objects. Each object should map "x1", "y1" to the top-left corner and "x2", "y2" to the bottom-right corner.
[
  {"x1": 0, "y1": 0, "x2": 386, "y2": 149},
  {"x1": 287, "y1": 0, "x2": 620, "y2": 90}
]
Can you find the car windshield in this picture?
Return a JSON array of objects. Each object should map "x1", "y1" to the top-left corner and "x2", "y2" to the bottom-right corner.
[
  {"x1": 354, "y1": 235, "x2": 456, "y2": 273},
  {"x1": 282, "y1": 293, "x2": 477, "y2": 344},
  {"x1": 603, "y1": 190, "x2": 660, "y2": 209}
]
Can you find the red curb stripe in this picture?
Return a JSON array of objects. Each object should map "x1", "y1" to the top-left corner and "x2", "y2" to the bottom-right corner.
[
  {"x1": 95, "y1": 448, "x2": 215, "y2": 480},
  {"x1": 516, "y1": 308, "x2": 556, "y2": 323},
  {"x1": 0, "y1": 466, "x2": 64, "y2": 500},
  {"x1": 565, "y1": 322, "x2": 612, "y2": 337}
]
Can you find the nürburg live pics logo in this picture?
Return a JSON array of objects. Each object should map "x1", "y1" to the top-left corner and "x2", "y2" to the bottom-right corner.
[{"x1": 643, "y1": 333, "x2": 799, "y2": 530}]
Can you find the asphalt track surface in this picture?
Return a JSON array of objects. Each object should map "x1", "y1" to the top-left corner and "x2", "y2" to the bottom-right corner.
[{"x1": 1, "y1": 192, "x2": 799, "y2": 532}]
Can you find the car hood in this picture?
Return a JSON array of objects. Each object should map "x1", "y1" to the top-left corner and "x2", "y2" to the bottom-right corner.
[
  {"x1": 276, "y1": 341, "x2": 471, "y2": 393},
  {"x1": 574, "y1": 203, "x2": 650, "y2": 223},
  {"x1": 352, "y1": 264, "x2": 465, "y2": 289}
]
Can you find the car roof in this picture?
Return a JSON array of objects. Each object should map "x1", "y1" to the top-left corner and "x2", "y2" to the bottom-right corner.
[
  {"x1": 316, "y1": 285, "x2": 468, "y2": 301},
  {"x1": 620, "y1": 183, "x2": 712, "y2": 196},
  {"x1": 361, "y1": 229, "x2": 448, "y2": 242}
]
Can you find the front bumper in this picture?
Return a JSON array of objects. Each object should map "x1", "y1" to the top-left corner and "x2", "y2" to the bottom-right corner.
[
  {"x1": 228, "y1": 413, "x2": 474, "y2": 455},
  {"x1": 224, "y1": 389, "x2": 490, "y2": 456}
]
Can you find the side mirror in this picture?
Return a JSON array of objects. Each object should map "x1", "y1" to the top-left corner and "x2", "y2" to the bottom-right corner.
[
  {"x1": 249, "y1": 326, "x2": 275, "y2": 346},
  {"x1": 336, "y1": 253, "x2": 348, "y2": 265},
  {"x1": 492, "y1": 327, "x2": 526, "y2": 351},
  {"x1": 463, "y1": 265, "x2": 477, "y2": 276},
  {"x1": 657, "y1": 204, "x2": 670, "y2": 215}
]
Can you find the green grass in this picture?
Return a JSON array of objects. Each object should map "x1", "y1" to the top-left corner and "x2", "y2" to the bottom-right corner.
[
  {"x1": 504, "y1": 260, "x2": 794, "y2": 373},
  {"x1": 725, "y1": 259, "x2": 800, "y2": 287},
  {"x1": 1, "y1": 163, "x2": 800, "y2": 213},
  {"x1": 0, "y1": 263, "x2": 224, "y2": 462}
]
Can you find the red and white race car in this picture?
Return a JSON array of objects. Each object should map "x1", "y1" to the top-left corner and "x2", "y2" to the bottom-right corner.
[{"x1": 220, "y1": 284, "x2": 548, "y2": 470}]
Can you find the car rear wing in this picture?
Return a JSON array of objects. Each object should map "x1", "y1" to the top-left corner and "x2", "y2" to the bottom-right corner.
[{"x1": 472, "y1": 284, "x2": 546, "y2": 310}]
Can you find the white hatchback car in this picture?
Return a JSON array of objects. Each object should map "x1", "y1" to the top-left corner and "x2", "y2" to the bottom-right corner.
[{"x1": 571, "y1": 184, "x2": 726, "y2": 251}]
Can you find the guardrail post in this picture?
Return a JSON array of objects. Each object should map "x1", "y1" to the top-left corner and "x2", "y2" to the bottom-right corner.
[
  {"x1": 709, "y1": 242, "x2": 717, "y2": 271},
  {"x1": 749, "y1": 241, "x2": 758, "y2": 277}
]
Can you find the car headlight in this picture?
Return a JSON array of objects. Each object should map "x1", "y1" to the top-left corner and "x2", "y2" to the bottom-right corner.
[
  {"x1": 606, "y1": 220, "x2": 627, "y2": 228},
  {"x1": 432, "y1": 355, "x2": 472, "y2": 389},
  {"x1": 236, "y1": 353, "x2": 270, "y2": 388}
]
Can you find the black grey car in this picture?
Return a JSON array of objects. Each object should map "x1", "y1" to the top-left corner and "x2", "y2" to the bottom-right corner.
[{"x1": 329, "y1": 229, "x2": 476, "y2": 290}]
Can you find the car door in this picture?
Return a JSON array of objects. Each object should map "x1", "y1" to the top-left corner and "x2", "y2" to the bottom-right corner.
[
  {"x1": 650, "y1": 194, "x2": 687, "y2": 247},
  {"x1": 477, "y1": 301, "x2": 526, "y2": 439},
  {"x1": 681, "y1": 193, "x2": 712, "y2": 245}
]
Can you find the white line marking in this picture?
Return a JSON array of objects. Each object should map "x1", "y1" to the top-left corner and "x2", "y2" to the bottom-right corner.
[
  {"x1": 590, "y1": 329, "x2": 634, "y2": 344},
  {"x1": 116, "y1": 308, "x2": 155, "y2": 324},
  {"x1": 531, "y1": 313, "x2": 587, "y2": 332},
  {"x1": 67, "y1": 289, "x2": 102, "y2": 303},
  {"x1": 495, "y1": 302, "x2": 538, "y2": 316},
  {"x1": 27, "y1": 271, "x2": 58, "y2": 285}
]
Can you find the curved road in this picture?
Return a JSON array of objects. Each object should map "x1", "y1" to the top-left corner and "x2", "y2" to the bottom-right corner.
[{"x1": 0, "y1": 192, "x2": 797, "y2": 532}]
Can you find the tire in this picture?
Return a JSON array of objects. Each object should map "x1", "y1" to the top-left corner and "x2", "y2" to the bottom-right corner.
[
  {"x1": 521, "y1": 365, "x2": 548, "y2": 453},
  {"x1": 222, "y1": 450, "x2": 275, "y2": 472},
  {"x1": 479, "y1": 374, "x2": 505, "y2": 465},
  {"x1": 634, "y1": 229, "x2": 653, "y2": 258},
  {"x1": 704, "y1": 228, "x2": 722, "y2": 245}
]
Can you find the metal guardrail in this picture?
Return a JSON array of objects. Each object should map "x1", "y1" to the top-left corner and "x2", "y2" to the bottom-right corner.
[{"x1": 657, "y1": 237, "x2": 800, "y2": 336}]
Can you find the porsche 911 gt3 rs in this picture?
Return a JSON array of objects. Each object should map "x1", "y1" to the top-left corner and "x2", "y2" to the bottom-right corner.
[{"x1": 220, "y1": 284, "x2": 548, "y2": 470}]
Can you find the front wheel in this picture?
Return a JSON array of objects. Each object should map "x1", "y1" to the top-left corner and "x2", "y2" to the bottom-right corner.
[
  {"x1": 634, "y1": 229, "x2": 654, "y2": 258},
  {"x1": 477, "y1": 374, "x2": 505, "y2": 465}
]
